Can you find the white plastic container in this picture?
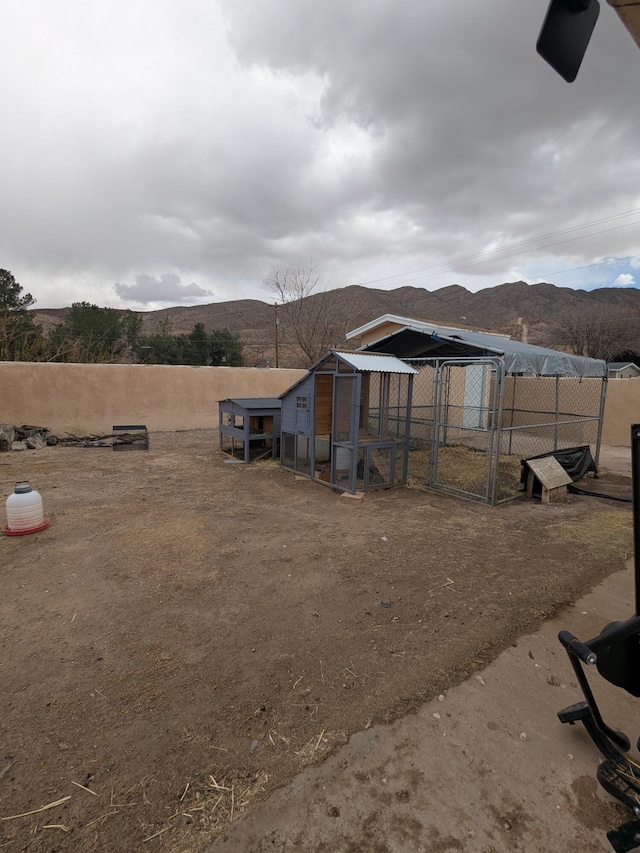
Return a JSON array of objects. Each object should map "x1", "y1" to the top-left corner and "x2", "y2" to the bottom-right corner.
[
  {"x1": 314, "y1": 437, "x2": 330, "y2": 463},
  {"x1": 6, "y1": 481, "x2": 44, "y2": 532},
  {"x1": 334, "y1": 446, "x2": 351, "y2": 477}
]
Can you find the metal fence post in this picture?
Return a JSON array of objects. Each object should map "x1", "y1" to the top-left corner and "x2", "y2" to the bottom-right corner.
[
  {"x1": 554, "y1": 376, "x2": 560, "y2": 452},
  {"x1": 632, "y1": 424, "x2": 640, "y2": 616},
  {"x1": 490, "y1": 359, "x2": 506, "y2": 506},
  {"x1": 595, "y1": 377, "x2": 607, "y2": 466},
  {"x1": 507, "y1": 373, "x2": 517, "y2": 456}
]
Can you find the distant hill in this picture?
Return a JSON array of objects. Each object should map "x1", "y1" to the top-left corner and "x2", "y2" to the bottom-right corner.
[{"x1": 32, "y1": 281, "x2": 640, "y2": 367}]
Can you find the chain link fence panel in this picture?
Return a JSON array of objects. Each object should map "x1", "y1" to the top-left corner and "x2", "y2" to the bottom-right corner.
[{"x1": 404, "y1": 359, "x2": 605, "y2": 505}]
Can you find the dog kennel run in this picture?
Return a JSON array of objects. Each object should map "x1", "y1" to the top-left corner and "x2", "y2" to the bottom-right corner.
[
  {"x1": 360, "y1": 324, "x2": 607, "y2": 505},
  {"x1": 280, "y1": 351, "x2": 418, "y2": 493}
]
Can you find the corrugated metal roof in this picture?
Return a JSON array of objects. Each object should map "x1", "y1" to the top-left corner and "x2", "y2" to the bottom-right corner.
[
  {"x1": 333, "y1": 351, "x2": 418, "y2": 374},
  {"x1": 221, "y1": 397, "x2": 282, "y2": 409}
]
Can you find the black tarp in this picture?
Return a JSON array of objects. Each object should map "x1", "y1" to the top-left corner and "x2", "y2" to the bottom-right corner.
[{"x1": 520, "y1": 445, "x2": 597, "y2": 495}]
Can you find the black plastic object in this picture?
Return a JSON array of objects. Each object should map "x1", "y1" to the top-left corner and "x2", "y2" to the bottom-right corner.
[
  {"x1": 607, "y1": 820, "x2": 640, "y2": 853},
  {"x1": 567, "y1": 484, "x2": 631, "y2": 503},
  {"x1": 595, "y1": 622, "x2": 640, "y2": 697},
  {"x1": 559, "y1": 629, "x2": 597, "y2": 664},
  {"x1": 537, "y1": 0, "x2": 600, "y2": 82}
]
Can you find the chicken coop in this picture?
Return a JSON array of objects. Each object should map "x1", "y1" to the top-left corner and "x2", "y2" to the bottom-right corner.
[
  {"x1": 218, "y1": 397, "x2": 281, "y2": 462},
  {"x1": 279, "y1": 350, "x2": 418, "y2": 494}
]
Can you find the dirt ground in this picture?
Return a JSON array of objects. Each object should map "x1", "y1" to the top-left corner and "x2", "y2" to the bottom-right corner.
[{"x1": 0, "y1": 431, "x2": 633, "y2": 853}]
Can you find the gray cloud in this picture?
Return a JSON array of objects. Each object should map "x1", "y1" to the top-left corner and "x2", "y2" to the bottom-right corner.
[
  {"x1": 223, "y1": 0, "x2": 640, "y2": 257},
  {"x1": 1, "y1": 1, "x2": 639, "y2": 308},
  {"x1": 114, "y1": 274, "x2": 214, "y2": 304}
]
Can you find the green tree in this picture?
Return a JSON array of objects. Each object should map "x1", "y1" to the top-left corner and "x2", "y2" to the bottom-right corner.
[
  {"x1": 0, "y1": 269, "x2": 42, "y2": 360},
  {"x1": 210, "y1": 328, "x2": 243, "y2": 365},
  {"x1": 138, "y1": 319, "x2": 185, "y2": 364},
  {"x1": 186, "y1": 322, "x2": 210, "y2": 365},
  {"x1": 50, "y1": 302, "x2": 124, "y2": 363},
  {"x1": 137, "y1": 323, "x2": 243, "y2": 366},
  {"x1": 0, "y1": 269, "x2": 35, "y2": 313}
]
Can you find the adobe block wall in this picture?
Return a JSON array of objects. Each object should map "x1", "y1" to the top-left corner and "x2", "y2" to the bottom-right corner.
[
  {"x1": 1, "y1": 362, "x2": 637, "y2": 446},
  {"x1": 602, "y1": 379, "x2": 640, "y2": 446},
  {"x1": 0, "y1": 362, "x2": 306, "y2": 435}
]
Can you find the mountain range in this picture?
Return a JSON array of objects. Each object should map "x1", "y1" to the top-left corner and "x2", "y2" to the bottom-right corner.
[{"x1": 32, "y1": 280, "x2": 640, "y2": 367}]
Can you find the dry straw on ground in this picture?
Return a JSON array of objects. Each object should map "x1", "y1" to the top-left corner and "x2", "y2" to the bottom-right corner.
[{"x1": 408, "y1": 444, "x2": 522, "y2": 497}]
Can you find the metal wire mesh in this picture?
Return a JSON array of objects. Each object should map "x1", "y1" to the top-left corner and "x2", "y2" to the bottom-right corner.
[
  {"x1": 501, "y1": 376, "x2": 604, "y2": 459},
  {"x1": 405, "y1": 359, "x2": 605, "y2": 505}
]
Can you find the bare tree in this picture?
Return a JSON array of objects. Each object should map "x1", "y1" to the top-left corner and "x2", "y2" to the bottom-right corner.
[
  {"x1": 550, "y1": 304, "x2": 640, "y2": 361},
  {"x1": 263, "y1": 263, "x2": 357, "y2": 366}
]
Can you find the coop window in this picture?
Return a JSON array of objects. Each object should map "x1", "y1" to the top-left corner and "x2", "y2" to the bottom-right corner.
[{"x1": 294, "y1": 395, "x2": 310, "y2": 429}]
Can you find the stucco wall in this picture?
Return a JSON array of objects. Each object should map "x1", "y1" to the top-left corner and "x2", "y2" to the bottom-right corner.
[
  {"x1": 602, "y1": 378, "x2": 640, "y2": 446},
  {"x1": 0, "y1": 362, "x2": 306, "y2": 435},
  {"x1": 1, "y1": 362, "x2": 638, "y2": 446}
]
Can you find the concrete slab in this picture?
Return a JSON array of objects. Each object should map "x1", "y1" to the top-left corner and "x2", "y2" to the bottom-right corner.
[
  {"x1": 210, "y1": 565, "x2": 639, "y2": 853},
  {"x1": 599, "y1": 444, "x2": 631, "y2": 478}
]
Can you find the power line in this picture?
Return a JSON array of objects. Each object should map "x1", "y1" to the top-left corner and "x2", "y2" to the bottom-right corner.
[
  {"x1": 366, "y1": 220, "x2": 640, "y2": 288},
  {"x1": 529, "y1": 256, "x2": 638, "y2": 282},
  {"x1": 354, "y1": 208, "x2": 640, "y2": 289}
]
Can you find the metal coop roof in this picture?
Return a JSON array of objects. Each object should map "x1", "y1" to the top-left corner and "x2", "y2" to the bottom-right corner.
[
  {"x1": 333, "y1": 351, "x2": 418, "y2": 375},
  {"x1": 279, "y1": 350, "x2": 418, "y2": 399},
  {"x1": 219, "y1": 397, "x2": 282, "y2": 409}
]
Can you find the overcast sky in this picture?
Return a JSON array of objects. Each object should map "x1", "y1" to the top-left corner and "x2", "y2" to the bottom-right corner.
[{"x1": 1, "y1": 1, "x2": 639, "y2": 310}]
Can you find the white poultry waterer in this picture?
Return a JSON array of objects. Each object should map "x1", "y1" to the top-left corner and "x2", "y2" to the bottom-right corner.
[{"x1": 3, "y1": 481, "x2": 49, "y2": 536}]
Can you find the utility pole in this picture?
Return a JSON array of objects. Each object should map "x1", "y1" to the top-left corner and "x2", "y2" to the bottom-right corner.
[{"x1": 274, "y1": 302, "x2": 280, "y2": 368}]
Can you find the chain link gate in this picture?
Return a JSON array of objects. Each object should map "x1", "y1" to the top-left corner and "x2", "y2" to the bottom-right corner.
[
  {"x1": 431, "y1": 358, "x2": 505, "y2": 503},
  {"x1": 406, "y1": 358, "x2": 506, "y2": 503}
]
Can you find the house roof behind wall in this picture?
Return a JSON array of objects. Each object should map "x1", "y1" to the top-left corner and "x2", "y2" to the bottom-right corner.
[
  {"x1": 346, "y1": 313, "x2": 511, "y2": 342},
  {"x1": 608, "y1": 362, "x2": 640, "y2": 372}
]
